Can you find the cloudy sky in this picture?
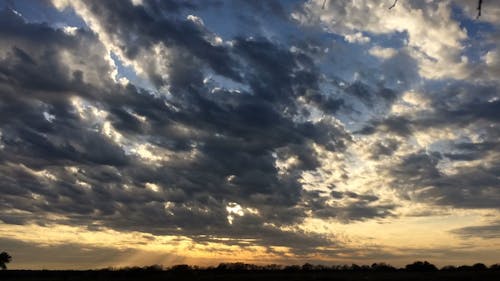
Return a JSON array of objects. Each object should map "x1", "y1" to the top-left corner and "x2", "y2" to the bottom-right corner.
[{"x1": 0, "y1": 0, "x2": 499, "y2": 269}]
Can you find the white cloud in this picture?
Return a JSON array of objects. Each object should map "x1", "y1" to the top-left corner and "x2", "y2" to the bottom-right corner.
[
  {"x1": 344, "y1": 32, "x2": 370, "y2": 44},
  {"x1": 61, "y1": 26, "x2": 78, "y2": 36},
  {"x1": 293, "y1": 0, "x2": 470, "y2": 79},
  {"x1": 187, "y1": 15, "x2": 205, "y2": 26},
  {"x1": 369, "y1": 46, "x2": 397, "y2": 59}
]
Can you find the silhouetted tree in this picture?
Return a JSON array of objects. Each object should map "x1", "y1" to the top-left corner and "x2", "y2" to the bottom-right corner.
[
  {"x1": 457, "y1": 265, "x2": 474, "y2": 271},
  {"x1": 302, "y1": 263, "x2": 314, "y2": 271},
  {"x1": 170, "y1": 264, "x2": 192, "y2": 271},
  {"x1": 441, "y1": 265, "x2": 457, "y2": 271},
  {"x1": 143, "y1": 264, "x2": 163, "y2": 271},
  {"x1": 283, "y1": 265, "x2": 301, "y2": 272},
  {"x1": 338, "y1": 264, "x2": 350, "y2": 271},
  {"x1": 0, "y1": 252, "x2": 12, "y2": 270},
  {"x1": 371, "y1": 262, "x2": 397, "y2": 272},
  {"x1": 215, "y1": 262, "x2": 262, "y2": 271},
  {"x1": 263, "y1": 264, "x2": 282, "y2": 271},
  {"x1": 227, "y1": 262, "x2": 246, "y2": 271},
  {"x1": 360, "y1": 264, "x2": 371, "y2": 271},
  {"x1": 313, "y1": 264, "x2": 329, "y2": 271},
  {"x1": 405, "y1": 261, "x2": 438, "y2": 272},
  {"x1": 472, "y1": 263, "x2": 488, "y2": 271},
  {"x1": 350, "y1": 263, "x2": 361, "y2": 271},
  {"x1": 490, "y1": 264, "x2": 500, "y2": 271}
]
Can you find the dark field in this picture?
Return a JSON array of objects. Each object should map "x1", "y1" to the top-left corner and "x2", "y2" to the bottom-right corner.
[{"x1": 2, "y1": 269, "x2": 500, "y2": 281}]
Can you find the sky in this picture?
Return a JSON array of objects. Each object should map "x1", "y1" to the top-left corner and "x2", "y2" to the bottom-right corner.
[{"x1": 0, "y1": 0, "x2": 499, "y2": 270}]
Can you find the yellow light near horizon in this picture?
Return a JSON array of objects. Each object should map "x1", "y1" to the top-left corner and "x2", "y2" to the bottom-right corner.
[{"x1": 0, "y1": 223, "x2": 298, "y2": 268}]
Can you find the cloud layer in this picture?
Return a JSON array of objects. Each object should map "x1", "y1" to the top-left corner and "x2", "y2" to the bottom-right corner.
[{"x1": 0, "y1": 0, "x2": 499, "y2": 268}]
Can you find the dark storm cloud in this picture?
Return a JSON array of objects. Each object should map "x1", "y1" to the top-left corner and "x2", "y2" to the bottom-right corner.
[
  {"x1": 369, "y1": 138, "x2": 400, "y2": 159},
  {"x1": 191, "y1": 222, "x2": 333, "y2": 255},
  {"x1": 390, "y1": 150, "x2": 500, "y2": 209},
  {"x1": 444, "y1": 141, "x2": 499, "y2": 162},
  {"x1": 416, "y1": 99, "x2": 500, "y2": 129},
  {"x1": 378, "y1": 50, "x2": 419, "y2": 86},
  {"x1": 304, "y1": 92, "x2": 345, "y2": 113},
  {"x1": 302, "y1": 190, "x2": 395, "y2": 222},
  {"x1": 451, "y1": 222, "x2": 500, "y2": 239},
  {"x1": 357, "y1": 116, "x2": 413, "y2": 137},
  {"x1": 81, "y1": 0, "x2": 242, "y2": 86},
  {"x1": 355, "y1": 81, "x2": 500, "y2": 210},
  {"x1": 0, "y1": 4, "x2": 367, "y2": 255},
  {"x1": 421, "y1": 82, "x2": 500, "y2": 123},
  {"x1": 357, "y1": 82, "x2": 499, "y2": 138},
  {"x1": 314, "y1": 203, "x2": 395, "y2": 222}
]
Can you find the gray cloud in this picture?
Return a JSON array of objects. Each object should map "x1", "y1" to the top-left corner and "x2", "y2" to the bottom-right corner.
[
  {"x1": 355, "y1": 81, "x2": 499, "y2": 210},
  {"x1": 0, "y1": 5, "x2": 360, "y2": 255},
  {"x1": 451, "y1": 222, "x2": 500, "y2": 239},
  {"x1": 390, "y1": 150, "x2": 500, "y2": 209},
  {"x1": 302, "y1": 190, "x2": 395, "y2": 222}
]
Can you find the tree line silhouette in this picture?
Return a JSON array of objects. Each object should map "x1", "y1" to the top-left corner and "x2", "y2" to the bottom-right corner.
[
  {"x1": 1, "y1": 250, "x2": 499, "y2": 273},
  {"x1": 2, "y1": 253, "x2": 500, "y2": 281},
  {"x1": 106, "y1": 261, "x2": 500, "y2": 272}
]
